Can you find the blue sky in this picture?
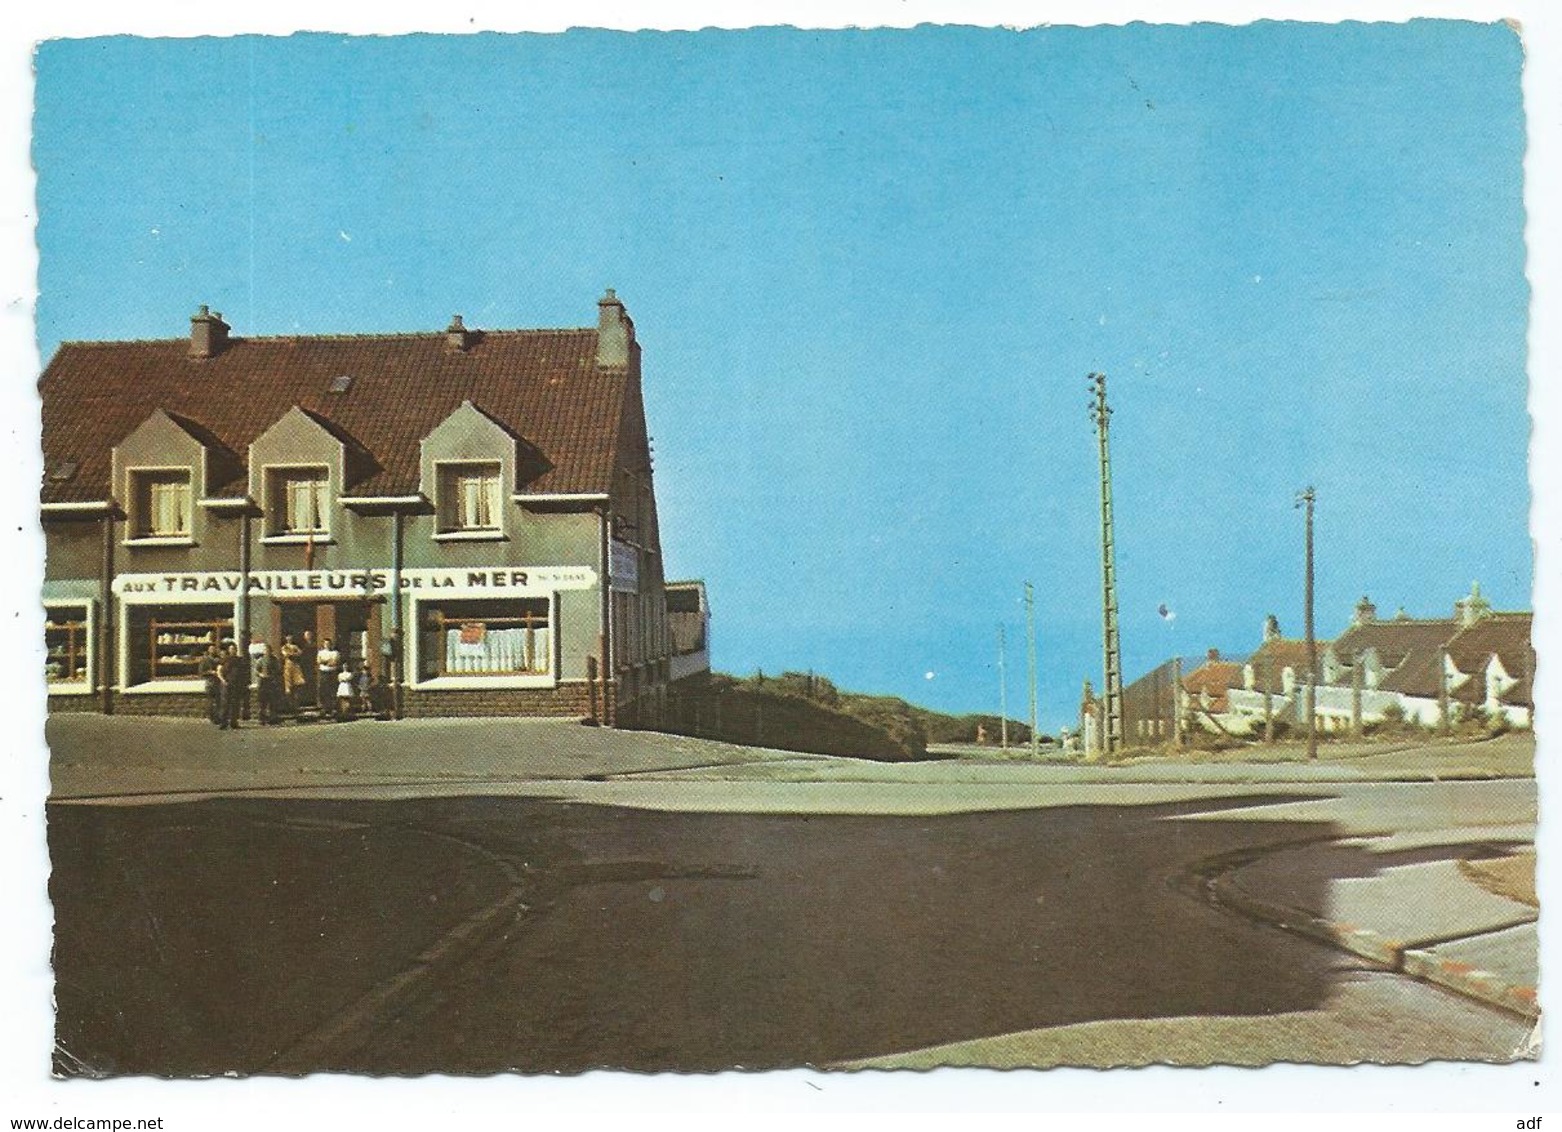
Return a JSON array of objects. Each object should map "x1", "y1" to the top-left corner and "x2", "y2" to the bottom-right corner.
[{"x1": 32, "y1": 22, "x2": 1529, "y2": 728}]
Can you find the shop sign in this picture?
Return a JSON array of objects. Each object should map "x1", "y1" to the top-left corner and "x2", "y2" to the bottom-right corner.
[
  {"x1": 113, "y1": 566, "x2": 598, "y2": 601},
  {"x1": 610, "y1": 539, "x2": 639, "y2": 593}
]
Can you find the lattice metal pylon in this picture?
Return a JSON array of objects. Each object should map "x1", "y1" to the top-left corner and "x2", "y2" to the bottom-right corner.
[{"x1": 1089, "y1": 373, "x2": 1124, "y2": 755}]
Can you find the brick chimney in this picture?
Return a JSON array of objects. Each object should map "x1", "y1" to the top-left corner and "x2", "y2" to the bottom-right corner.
[
  {"x1": 596, "y1": 288, "x2": 635, "y2": 369},
  {"x1": 1207, "y1": 647, "x2": 1220, "y2": 662},
  {"x1": 189, "y1": 304, "x2": 230, "y2": 358},
  {"x1": 1354, "y1": 595, "x2": 1377, "y2": 626},
  {"x1": 445, "y1": 314, "x2": 474, "y2": 353}
]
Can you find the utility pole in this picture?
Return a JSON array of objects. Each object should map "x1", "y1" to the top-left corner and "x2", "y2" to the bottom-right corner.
[
  {"x1": 1024, "y1": 582, "x2": 1039, "y2": 757},
  {"x1": 1089, "y1": 373, "x2": 1124, "y2": 756},
  {"x1": 1296, "y1": 486, "x2": 1318, "y2": 761},
  {"x1": 1262, "y1": 653, "x2": 1274, "y2": 744},
  {"x1": 997, "y1": 623, "x2": 1010, "y2": 751}
]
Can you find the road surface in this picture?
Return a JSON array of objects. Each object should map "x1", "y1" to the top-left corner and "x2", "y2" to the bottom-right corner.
[{"x1": 48, "y1": 767, "x2": 1535, "y2": 1074}]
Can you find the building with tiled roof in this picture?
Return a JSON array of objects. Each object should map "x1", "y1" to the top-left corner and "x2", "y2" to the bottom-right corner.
[
  {"x1": 1221, "y1": 615, "x2": 1318, "y2": 734},
  {"x1": 42, "y1": 291, "x2": 702, "y2": 726},
  {"x1": 1183, "y1": 651, "x2": 1245, "y2": 717},
  {"x1": 1444, "y1": 611, "x2": 1534, "y2": 713},
  {"x1": 1321, "y1": 597, "x2": 1459, "y2": 692},
  {"x1": 1380, "y1": 606, "x2": 1534, "y2": 727},
  {"x1": 1117, "y1": 649, "x2": 1251, "y2": 747},
  {"x1": 1219, "y1": 588, "x2": 1533, "y2": 736}
]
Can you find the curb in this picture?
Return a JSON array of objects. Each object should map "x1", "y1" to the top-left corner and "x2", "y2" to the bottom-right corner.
[
  {"x1": 1210, "y1": 873, "x2": 1539, "y2": 1021},
  {"x1": 1211, "y1": 876, "x2": 1406, "y2": 966},
  {"x1": 1402, "y1": 945, "x2": 1541, "y2": 1020}
]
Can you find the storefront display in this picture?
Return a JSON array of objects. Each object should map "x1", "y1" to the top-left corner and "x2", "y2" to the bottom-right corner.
[
  {"x1": 419, "y1": 598, "x2": 551, "y2": 680},
  {"x1": 45, "y1": 605, "x2": 90, "y2": 686},
  {"x1": 126, "y1": 604, "x2": 234, "y2": 686}
]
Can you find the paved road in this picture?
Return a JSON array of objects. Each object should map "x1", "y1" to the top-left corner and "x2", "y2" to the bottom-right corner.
[{"x1": 48, "y1": 775, "x2": 1534, "y2": 1075}]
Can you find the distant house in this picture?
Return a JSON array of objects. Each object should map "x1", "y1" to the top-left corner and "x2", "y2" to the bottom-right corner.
[
  {"x1": 665, "y1": 580, "x2": 711, "y2": 684},
  {"x1": 1118, "y1": 648, "x2": 1247, "y2": 745},
  {"x1": 1181, "y1": 649, "x2": 1246, "y2": 734},
  {"x1": 1078, "y1": 679, "x2": 1101, "y2": 754},
  {"x1": 1225, "y1": 585, "x2": 1533, "y2": 735},
  {"x1": 1379, "y1": 604, "x2": 1534, "y2": 728},
  {"x1": 1087, "y1": 584, "x2": 1531, "y2": 748},
  {"x1": 1311, "y1": 597, "x2": 1460, "y2": 731},
  {"x1": 1225, "y1": 615, "x2": 1319, "y2": 734}
]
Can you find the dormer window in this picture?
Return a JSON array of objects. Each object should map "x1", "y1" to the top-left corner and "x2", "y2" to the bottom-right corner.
[
  {"x1": 129, "y1": 469, "x2": 192, "y2": 540},
  {"x1": 437, "y1": 462, "x2": 503, "y2": 535},
  {"x1": 267, "y1": 466, "x2": 330, "y2": 537}
]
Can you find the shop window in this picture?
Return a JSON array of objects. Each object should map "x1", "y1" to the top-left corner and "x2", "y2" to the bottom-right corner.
[
  {"x1": 267, "y1": 466, "x2": 330, "y2": 537},
  {"x1": 45, "y1": 605, "x2": 90, "y2": 686},
  {"x1": 129, "y1": 469, "x2": 192, "y2": 539},
  {"x1": 437, "y1": 462, "x2": 503, "y2": 533},
  {"x1": 419, "y1": 598, "x2": 549, "y2": 679},
  {"x1": 127, "y1": 604, "x2": 233, "y2": 685}
]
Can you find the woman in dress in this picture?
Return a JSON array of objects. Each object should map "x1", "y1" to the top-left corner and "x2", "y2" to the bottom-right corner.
[{"x1": 280, "y1": 635, "x2": 306, "y2": 719}]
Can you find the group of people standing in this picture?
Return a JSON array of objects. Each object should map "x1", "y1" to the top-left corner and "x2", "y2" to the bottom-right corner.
[{"x1": 201, "y1": 630, "x2": 384, "y2": 730}]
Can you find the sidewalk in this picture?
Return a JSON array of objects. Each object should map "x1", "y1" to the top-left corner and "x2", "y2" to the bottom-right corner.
[
  {"x1": 50, "y1": 715, "x2": 1537, "y2": 802},
  {"x1": 46, "y1": 712, "x2": 830, "y2": 800},
  {"x1": 1214, "y1": 834, "x2": 1539, "y2": 1019}
]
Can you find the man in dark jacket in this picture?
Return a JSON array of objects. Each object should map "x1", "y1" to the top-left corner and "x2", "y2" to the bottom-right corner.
[
  {"x1": 221, "y1": 643, "x2": 246, "y2": 731},
  {"x1": 198, "y1": 643, "x2": 222, "y2": 727}
]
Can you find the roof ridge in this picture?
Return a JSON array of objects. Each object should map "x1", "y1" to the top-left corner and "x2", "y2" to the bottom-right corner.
[
  {"x1": 57, "y1": 326, "x2": 599, "y2": 349},
  {"x1": 1350, "y1": 617, "x2": 1458, "y2": 627}
]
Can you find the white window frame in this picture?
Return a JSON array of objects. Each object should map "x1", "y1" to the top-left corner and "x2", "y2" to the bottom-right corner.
[
  {"x1": 44, "y1": 600, "x2": 95, "y2": 694},
  {"x1": 434, "y1": 460, "x2": 506, "y2": 541},
  {"x1": 116, "y1": 595, "x2": 239, "y2": 693},
  {"x1": 263, "y1": 463, "x2": 334, "y2": 545},
  {"x1": 409, "y1": 591, "x2": 558, "y2": 689},
  {"x1": 125, "y1": 466, "x2": 195, "y2": 546}
]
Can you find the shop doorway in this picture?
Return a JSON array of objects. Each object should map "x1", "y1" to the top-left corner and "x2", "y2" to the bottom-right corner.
[{"x1": 268, "y1": 599, "x2": 381, "y2": 708}]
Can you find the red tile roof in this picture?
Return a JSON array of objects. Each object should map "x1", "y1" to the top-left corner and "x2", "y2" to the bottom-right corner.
[
  {"x1": 1183, "y1": 660, "x2": 1245, "y2": 712},
  {"x1": 39, "y1": 328, "x2": 621, "y2": 503}
]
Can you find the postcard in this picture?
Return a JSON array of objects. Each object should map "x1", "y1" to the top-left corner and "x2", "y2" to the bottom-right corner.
[{"x1": 8, "y1": 5, "x2": 1557, "y2": 1122}]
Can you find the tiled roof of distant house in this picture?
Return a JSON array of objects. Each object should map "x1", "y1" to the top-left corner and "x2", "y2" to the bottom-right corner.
[
  {"x1": 1182, "y1": 657, "x2": 1245, "y2": 713},
  {"x1": 1242, "y1": 637, "x2": 1317, "y2": 695},
  {"x1": 39, "y1": 326, "x2": 622, "y2": 503},
  {"x1": 1448, "y1": 613, "x2": 1534, "y2": 706},
  {"x1": 1382, "y1": 612, "x2": 1534, "y2": 706},
  {"x1": 1331, "y1": 617, "x2": 1459, "y2": 670}
]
